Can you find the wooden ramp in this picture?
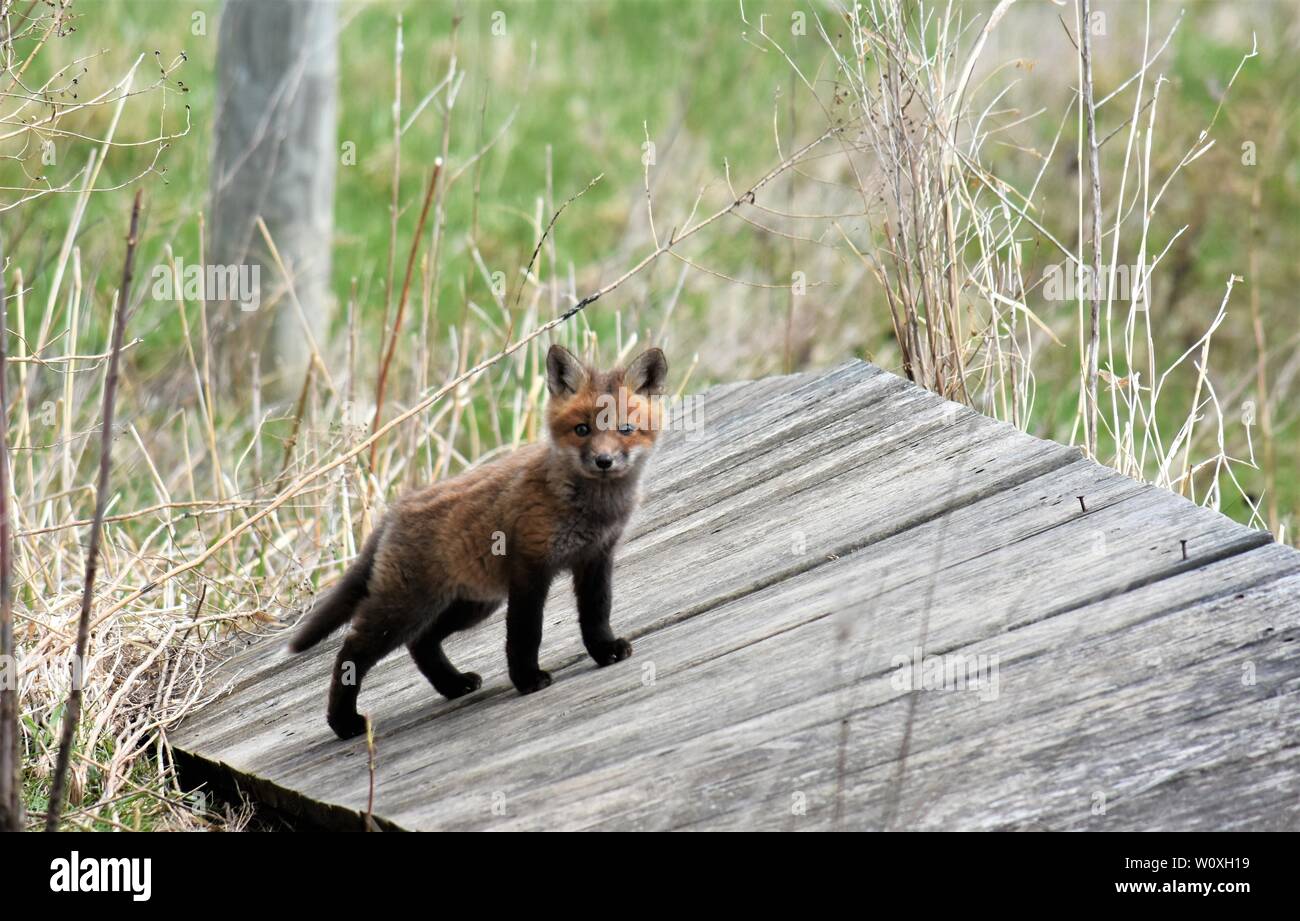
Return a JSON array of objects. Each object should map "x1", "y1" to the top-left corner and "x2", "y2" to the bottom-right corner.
[{"x1": 171, "y1": 361, "x2": 1300, "y2": 830}]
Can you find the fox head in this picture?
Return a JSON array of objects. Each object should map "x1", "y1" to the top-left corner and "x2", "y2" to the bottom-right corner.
[{"x1": 545, "y1": 344, "x2": 668, "y2": 481}]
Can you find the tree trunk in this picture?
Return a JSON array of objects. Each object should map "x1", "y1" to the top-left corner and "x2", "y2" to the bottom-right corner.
[{"x1": 209, "y1": 0, "x2": 338, "y2": 395}]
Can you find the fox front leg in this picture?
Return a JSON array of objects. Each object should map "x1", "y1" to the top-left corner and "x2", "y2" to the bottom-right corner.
[
  {"x1": 573, "y1": 552, "x2": 633, "y2": 667},
  {"x1": 506, "y1": 567, "x2": 555, "y2": 694}
]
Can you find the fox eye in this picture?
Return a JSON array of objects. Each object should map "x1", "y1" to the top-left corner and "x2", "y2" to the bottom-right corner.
[
  {"x1": 574, "y1": 423, "x2": 591, "y2": 437},
  {"x1": 618, "y1": 423, "x2": 635, "y2": 436}
]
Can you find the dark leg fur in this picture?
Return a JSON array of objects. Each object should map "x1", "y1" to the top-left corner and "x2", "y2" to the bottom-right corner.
[
  {"x1": 573, "y1": 552, "x2": 632, "y2": 667},
  {"x1": 506, "y1": 568, "x2": 555, "y2": 695},
  {"x1": 326, "y1": 598, "x2": 423, "y2": 740},
  {"x1": 408, "y1": 600, "x2": 497, "y2": 700}
]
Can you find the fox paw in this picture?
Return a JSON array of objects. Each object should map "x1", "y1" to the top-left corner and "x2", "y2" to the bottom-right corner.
[
  {"x1": 328, "y1": 711, "x2": 368, "y2": 741},
  {"x1": 590, "y1": 637, "x2": 633, "y2": 667},
  {"x1": 512, "y1": 669, "x2": 553, "y2": 695},
  {"x1": 437, "y1": 671, "x2": 482, "y2": 700}
]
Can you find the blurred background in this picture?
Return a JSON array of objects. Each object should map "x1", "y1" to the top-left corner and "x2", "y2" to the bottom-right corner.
[
  {"x1": 8, "y1": 0, "x2": 1297, "y2": 520},
  {"x1": 1, "y1": 0, "x2": 1296, "y2": 828}
]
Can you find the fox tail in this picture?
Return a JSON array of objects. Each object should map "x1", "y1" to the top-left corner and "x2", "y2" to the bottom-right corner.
[{"x1": 287, "y1": 523, "x2": 384, "y2": 653}]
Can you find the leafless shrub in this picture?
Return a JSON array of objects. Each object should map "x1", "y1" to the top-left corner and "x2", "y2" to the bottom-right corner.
[
  {"x1": 0, "y1": 0, "x2": 188, "y2": 214},
  {"x1": 754, "y1": 0, "x2": 1265, "y2": 526}
]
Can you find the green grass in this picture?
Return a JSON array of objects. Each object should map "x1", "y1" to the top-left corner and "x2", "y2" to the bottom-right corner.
[
  {"x1": 7, "y1": 0, "x2": 1296, "y2": 534},
  {"x1": 7, "y1": 0, "x2": 1295, "y2": 538},
  {"x1": 20, "y1": 1, "x2": 830, "y2": 370},
  {"x1": 5, "y1": 0, "x2": 1297, "y2": 828}
]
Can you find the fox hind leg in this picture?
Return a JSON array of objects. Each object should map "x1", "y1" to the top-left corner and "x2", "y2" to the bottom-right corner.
[
  {"x1": 326, "y1": 598, "x2": 419, "y2": 740},
  {"x1": 408, "y1": 599, "x2": 498, "y2": 700}
]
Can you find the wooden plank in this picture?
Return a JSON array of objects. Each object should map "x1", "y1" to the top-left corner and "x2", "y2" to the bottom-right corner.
[
  {"x1": 666, "y1": 565, "x2": 1300, "y2": 832},
  {"x1": 180, "y1": 460, "x2": 1278, "y2": 829},
  {"x1": 169, "y1": 360, "x2": 1300, "y2": 832},
  {"x1": 176, "y1": 363, "x2": 874, "y2": 709},
  {"x1": 172, "y1": 361, "x2": 939, "y2": 746},
  {"x1": 363, "y1": 480, "x2": 1284, "y2": 829},
  {"x1": 175, "y1": 363, "x2": 1073, "y2": 767},
  {"x1": 491, "y1": 546, "x2": 1298, "y2": 832}
]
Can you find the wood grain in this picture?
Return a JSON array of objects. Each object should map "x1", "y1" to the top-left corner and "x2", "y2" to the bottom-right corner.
[{"x1": 170, "y1": 361, "x2": 1299, "y2": 830}]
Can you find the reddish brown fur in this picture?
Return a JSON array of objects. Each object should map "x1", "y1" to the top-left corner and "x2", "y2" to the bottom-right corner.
[
  {"x1": 373, "y1": 358, "x2": 663, "y2": 598},
  {"x1": 290, "y1": 345, "x2": 668, "y2": 740}
]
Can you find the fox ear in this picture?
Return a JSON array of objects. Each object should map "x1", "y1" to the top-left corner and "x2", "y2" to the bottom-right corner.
[
  {"x1": 546, "y1": 344, "x2": 587, "y2": 395},
  {"x1": 625, "y1": 348, "x2": 668, "y2": 395}
]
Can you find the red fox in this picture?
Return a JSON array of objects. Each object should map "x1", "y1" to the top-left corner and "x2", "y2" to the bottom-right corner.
[{"x1": 289, "y1": 345, "x2": 668, "y2": 740}]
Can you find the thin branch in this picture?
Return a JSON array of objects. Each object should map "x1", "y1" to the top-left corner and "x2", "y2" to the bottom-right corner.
[
  {"x1": 45, "y1": 189, "x2": 143, "y2": 831},
  {"x1": 1080, "y1": 0, "x2": 1104, "y2": 458},
  {"x1": 370, "y1": 158, "x2": 443, "y2": 472},
  {"x1": 86, "y1": 130, "x2": 835, "y2": 631},
  {"x1": 0, "y1": 228, "x2": 20, "y2": 832}
]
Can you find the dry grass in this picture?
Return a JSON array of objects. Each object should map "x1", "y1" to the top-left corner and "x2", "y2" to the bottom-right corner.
[
  {"x1": 3, "y1": 5, "x2": 833, "y2": 828},
  {"x1": 1, "y1": 0, "x2": 1289, "y2": 829},
  {"x1": 754, "y1": 0, "x2": 1269, "y2": 524}
]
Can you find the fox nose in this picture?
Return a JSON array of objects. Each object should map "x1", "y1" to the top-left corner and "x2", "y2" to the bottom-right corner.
[{"x1": 594, "y1": 453, "x2": 614, "y2": 470}]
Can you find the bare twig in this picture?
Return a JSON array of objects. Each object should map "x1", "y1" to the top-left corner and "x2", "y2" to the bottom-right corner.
[
  {"x1": 364, "y1": 718, "x2": 377, "y2": 831},
  {"x1": 1080, "y1": 0, "x2": 1104, "y2": 458},
  {"x1": 45, "y1": 190, "x2": 143, "y2": 831},
  {"x1": 87, "y1": 130, "x2": 835, "y2": 629},
  {"x1": 370, "y1": 159, "x2": 443, "y2": 472},
  {"x1": 0, "y1": 230, "x2": 21, "y2": 832}
]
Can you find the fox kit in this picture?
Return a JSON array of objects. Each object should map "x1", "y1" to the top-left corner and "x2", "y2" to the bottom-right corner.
[{"x1": 289, "y1": 345, "x2": 668, "y2": 740}]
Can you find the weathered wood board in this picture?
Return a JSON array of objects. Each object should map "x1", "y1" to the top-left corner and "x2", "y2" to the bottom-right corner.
[{"x1": 170, "y1": 360, "x2": 1300, "y2": 830}]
